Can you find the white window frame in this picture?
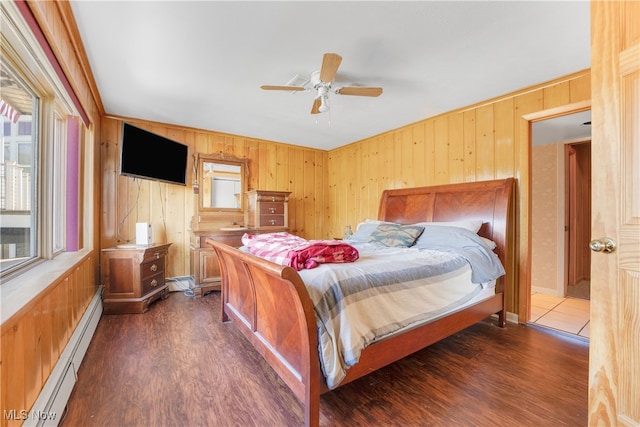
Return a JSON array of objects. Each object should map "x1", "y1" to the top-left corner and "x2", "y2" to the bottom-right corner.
[
  {"x1": 1, "y1": 1, "x2": 81, "y2": 279},
  {"x1": 52, "y1": 106, "x2": 68, "y2": 255}
]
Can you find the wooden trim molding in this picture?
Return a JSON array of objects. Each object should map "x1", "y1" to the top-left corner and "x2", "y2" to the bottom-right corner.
[
  {"x1": 52, "y1": 0, "x2": 105, "y2": 116},
  {"x1": 522, "y1": 100, "x2": 591, "y2": 123},
  {"x1": 16, "y1": 0, "x2": 92, "y2": 124},
  {"x1": 517, "y1": 99, "x2": 592, "y2": 323}
]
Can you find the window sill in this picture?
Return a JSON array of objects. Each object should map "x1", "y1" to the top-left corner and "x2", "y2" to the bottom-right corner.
[{"x1": 1, "y1": 249, "x2": 92, "y2": 326}]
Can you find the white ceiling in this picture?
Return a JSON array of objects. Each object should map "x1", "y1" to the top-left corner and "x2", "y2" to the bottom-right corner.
[
  {"x1": 533, "y1": 110, "x2": 591, "y2": 146},
  {"x1": 69, "y1": 1, "x2": 591, "y2": 151}
]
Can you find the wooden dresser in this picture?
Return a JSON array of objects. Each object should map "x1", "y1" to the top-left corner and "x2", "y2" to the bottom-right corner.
[
  {"x1": 101, "y1": 243, "x2": 171, "y2": 314},
  {"x1": 245, "y1": 190, "x2": 291, "y2": 229},
  {"x1": 190, "y1": 226, "x2": 287, "y2": 297},
  {"x1": 190, "y1": 229, "x2": 245, "y2": 297},
  {"x1": 190, "y1": 190, "x2": 291, "y2": 298}
]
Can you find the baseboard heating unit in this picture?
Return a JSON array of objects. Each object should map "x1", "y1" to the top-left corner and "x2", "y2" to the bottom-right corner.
[{"x1": 23, "y1": 288, "x2": 103, "y2": 427}]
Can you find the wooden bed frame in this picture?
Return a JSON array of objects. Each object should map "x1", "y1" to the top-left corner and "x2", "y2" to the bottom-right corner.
[{"x1": 207, "y1": 178, "x2": 515, "y2": 427}]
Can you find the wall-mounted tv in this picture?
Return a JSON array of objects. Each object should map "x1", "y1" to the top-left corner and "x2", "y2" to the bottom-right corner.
[{"x1": 120, "y1": 122, "x2": 188, "y2": 186}]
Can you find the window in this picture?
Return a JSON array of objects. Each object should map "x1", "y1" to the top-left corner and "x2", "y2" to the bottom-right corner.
[
  {"x1": 0, "y1": 3, "x2": 86, "y2": 279},
  {"x1": 0, "y1": 60, "x2": 38, "y2": 273},
  {"x1": 18, "y1": 120, "x2": 31, "y2": 136}
]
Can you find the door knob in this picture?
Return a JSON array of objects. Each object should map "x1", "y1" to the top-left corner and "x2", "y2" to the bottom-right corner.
[{"x1": 589, "y1": 237, "x2": 617, "y2": 253}]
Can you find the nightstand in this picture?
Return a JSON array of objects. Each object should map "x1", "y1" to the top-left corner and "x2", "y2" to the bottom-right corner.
[{"x1": 101, "y1": 243, "x2": 171, "y2": 314}]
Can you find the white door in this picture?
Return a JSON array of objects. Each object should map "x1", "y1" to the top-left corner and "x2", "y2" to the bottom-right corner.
[{"x1": 588, "y1": 1, "x2": 640, "y2": 424}]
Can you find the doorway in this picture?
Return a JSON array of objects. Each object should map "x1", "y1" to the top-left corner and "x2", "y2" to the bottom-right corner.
[
  {"x1": 565, "y1": 141, "x2": 591, "y2": 300},
  {"x1": 528, "y1": 110, "x2": 591, "y2": 337}
]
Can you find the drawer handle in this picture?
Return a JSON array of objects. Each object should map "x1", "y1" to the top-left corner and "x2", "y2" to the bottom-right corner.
[
  {"x1": 271, "y1": 196, "x2": 276, "y2": 201},
  {"x1": 269, "y1": 219, "x2": 276, "y2": 225},
  {"x1": 155, "y1": 253, "x2": 160, "y2": 259},
  {"x1": 150, "y1": 279, "x2": 158, "y2": 287},
  {"x1": 150, "y1": 264, "x2": 158, "y2": 272},
  {"x1": 269, "y1": 207, "x2": 276, "y2": 213}
]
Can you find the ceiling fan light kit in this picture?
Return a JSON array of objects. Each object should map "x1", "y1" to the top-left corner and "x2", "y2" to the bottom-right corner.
[
  {"x1": 315, "y1": 83, "x2": 330, "y2": 113},
  {"x1": 261, "y1": 53, "x2": 383, "y2": 114}
]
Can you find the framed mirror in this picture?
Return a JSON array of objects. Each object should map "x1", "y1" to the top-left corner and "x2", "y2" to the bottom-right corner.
[{"x1": 197, "y1": 153, "x2": 248, "y2": 211}]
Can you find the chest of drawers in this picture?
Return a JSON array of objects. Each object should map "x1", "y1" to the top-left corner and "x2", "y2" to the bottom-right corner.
[
  {"x1": 245, "y1": 190, "x2": 291, "y2": 229},
  {"x1": 101, "y1": 243, "x2": 171, "y2": 314}
]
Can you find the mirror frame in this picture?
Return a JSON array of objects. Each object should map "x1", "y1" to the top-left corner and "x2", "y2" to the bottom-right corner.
[{"x1": 196, "y1": 153, "x2": 248, "y2": 212}]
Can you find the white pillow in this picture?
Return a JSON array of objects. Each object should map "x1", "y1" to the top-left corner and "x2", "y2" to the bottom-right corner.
[
  {"x1": 415, "y1": 220, "x2": 483, "y2": 234},
  {"x1": 480, "y1": 237, "x2": 497, "y2": 249},
  {"x1": 364, "y1": 218, "x2": 394, "y2": 225}
]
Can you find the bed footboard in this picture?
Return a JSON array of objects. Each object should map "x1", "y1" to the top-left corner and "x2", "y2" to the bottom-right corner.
[{"x1": 207, "y1": 239, "x2": 322, "y2": 427}]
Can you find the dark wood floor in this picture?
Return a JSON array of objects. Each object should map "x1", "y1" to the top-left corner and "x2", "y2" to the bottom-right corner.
[{"x1": 61, "y1": 291, "x2": 589, "y2": 427}]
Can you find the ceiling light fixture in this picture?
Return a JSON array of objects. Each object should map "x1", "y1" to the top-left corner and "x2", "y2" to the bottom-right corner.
[
  {"x1": 316, "y1": 84, "x2": 330, "y2": 113},
  {"x1": 319, "y1": 96, "x2": 329, "y2": 113}
]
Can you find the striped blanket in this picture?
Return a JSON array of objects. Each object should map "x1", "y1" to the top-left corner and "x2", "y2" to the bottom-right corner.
[
  {"x1": 298, "y1": 243, "x2": 501, "y2": 389},
  {"x1": 241, "y1": 231, "x2": 505, "y2": 389},
  {"x1": 241, "y1": 232, "x2": 360, "y2": 271}
]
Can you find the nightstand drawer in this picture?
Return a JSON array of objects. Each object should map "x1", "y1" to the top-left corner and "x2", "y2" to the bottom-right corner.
[
  {"x1": 141, "y1": 247, "x2": 167, "y2": 263},
  {"x1": 141, "y1": 259, "x2": 164, "y2": 278},
  {"x1": 142, "y1": 272, "x2": 165, "y2": 295}
]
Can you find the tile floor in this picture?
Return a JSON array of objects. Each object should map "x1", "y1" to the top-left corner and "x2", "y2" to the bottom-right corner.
[{"x1": 530, "y1": 293, "x2": 590, "y2": 339}]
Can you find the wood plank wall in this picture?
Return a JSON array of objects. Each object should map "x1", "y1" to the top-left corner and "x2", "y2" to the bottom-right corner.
[
  {"x1": 0, "y1": 2, "x2": 102, "y2": 425},
  {"x1": 100, "y1": 117, "x2": 329, "y2": 279},
  {"x1": 0, "y1": 256, "x2": 97, "y2": 427},
  {"x1": 327, "y1": 70, "x2": 591, "y2": 314}
]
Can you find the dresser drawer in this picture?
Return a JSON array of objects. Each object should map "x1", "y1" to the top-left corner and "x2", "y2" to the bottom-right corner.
[
  {"x1": 259, "y1": 215, "x2": 285, "y2": 227},
  {"x1": 255, "y1": 193, "x2": 288, "y2": 203},
  {"x1": 260, "y1": 202, "x2": 285, "y2": 215},
  {"x1": 212, "y1": 234, "x2": 243, "y2": 247}
]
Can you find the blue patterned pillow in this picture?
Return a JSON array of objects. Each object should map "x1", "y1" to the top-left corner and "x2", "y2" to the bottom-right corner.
[
  {"x1": 368, "y1": 224, "x2": 425, "y2": 247},
  {"x1": 348, "y1": 222, "x2": 381, "y2": 242}
]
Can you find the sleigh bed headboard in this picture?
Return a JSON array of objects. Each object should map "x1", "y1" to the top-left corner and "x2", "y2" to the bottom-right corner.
[{"x1": 378, "y1": 178, "x2": 515, "y2": 295}]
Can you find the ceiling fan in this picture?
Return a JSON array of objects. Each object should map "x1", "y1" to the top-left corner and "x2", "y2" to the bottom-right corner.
[{"x1": 260, "y1": 53, "x2": 383, "y2": 114}]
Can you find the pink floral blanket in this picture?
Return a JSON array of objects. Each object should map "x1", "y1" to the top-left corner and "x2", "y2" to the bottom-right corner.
[{"x1": 241, "y1": 232, "x2": 360, "y2": 271}]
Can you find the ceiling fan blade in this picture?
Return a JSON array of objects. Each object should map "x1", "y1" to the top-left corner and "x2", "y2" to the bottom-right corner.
[
  {"x1": 311, "y1": 98, "x2": 321, "y2": 114},
  {"x1": 319, "y1": 53, "x2": 342, "y2": 82},
  {"x1": 336, "y1": 86, "x2": 383, "y2": 97},
  {"x1": 260, "y1": 85, "x2": 306, "y2": 91}
]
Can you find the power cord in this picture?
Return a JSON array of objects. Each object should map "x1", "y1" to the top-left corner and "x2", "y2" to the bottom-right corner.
[{"x1": 166, "y1": 276, "x2": 195, "y2": 298}]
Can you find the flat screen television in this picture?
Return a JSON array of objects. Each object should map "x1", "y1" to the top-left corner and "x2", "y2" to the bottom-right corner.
[{"x1": 120, "y1": 122, "x2": 188, "y2": 186}]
